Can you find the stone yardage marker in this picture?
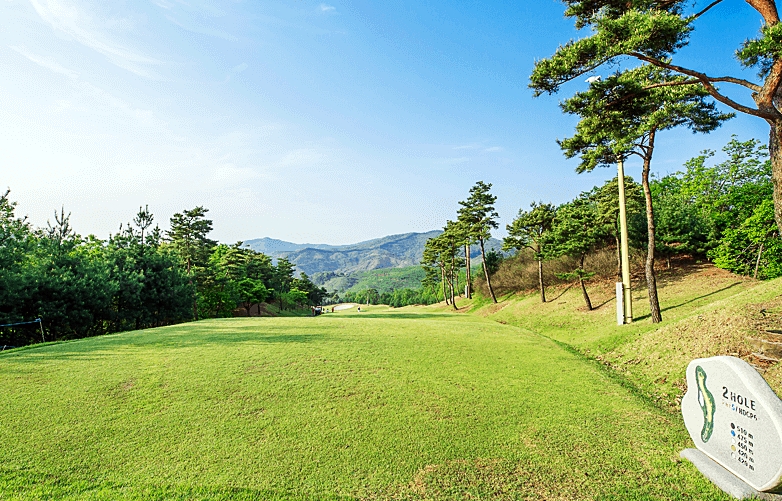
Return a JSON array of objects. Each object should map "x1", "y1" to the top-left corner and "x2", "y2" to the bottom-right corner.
[{"x1": 681, "y1": 356, "x2": 782, "y2": 499}]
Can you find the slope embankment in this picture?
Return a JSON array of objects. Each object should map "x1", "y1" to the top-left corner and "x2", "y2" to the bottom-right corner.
[{"x1": 456, "y1": 262, "x2": 782, "y2": 410}]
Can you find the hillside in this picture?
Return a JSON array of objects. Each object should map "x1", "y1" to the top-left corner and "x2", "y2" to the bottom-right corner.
[
  {"x1": 438, "y1": 262, "x2": 782, "y2": 408},
  {"x1": 244, "y1": 232, "x2": 504, "y2": 283},
  {"x1": 312, "y1": 266, "x2": 427, "y2": 294}
]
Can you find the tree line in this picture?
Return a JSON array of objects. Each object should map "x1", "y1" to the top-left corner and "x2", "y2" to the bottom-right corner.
[
  {"x1": 424, "y1": 136, "x2": 780, "y2": 318},
  {"x1": 0, "y1": 195, "x2": 326, "y2": 346}
]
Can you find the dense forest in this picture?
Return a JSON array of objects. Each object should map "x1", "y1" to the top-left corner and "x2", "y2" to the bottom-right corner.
[{"x1": 0, "y1": 200, "x2": 326, "y2": 347}]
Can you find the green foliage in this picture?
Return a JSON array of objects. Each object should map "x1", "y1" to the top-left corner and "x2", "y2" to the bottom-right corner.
[
  {"x1": 483, "y1": 250, "x2": 503, "y2": 276},
  {"x1": 558, "y1": 65, "x2": 731, "y2": 171},
  {"x1": 530, "y1": 10, "x2": 691, "y2": 96},
  {"x1": 592, "y1": 176, "x2": 644, "y2": 242},
  {"x1": 709, "y1": 199, "x2": 782, "y2": 279},
  {"x1": 648, "y1": 136, "x2": 777, "y2": 274},
  {"x1": 0, "y1": 200, "x2": 194, "y2": 346},
  {"x1": 457, "y1": 181, "x2": 499, "y2": 243},
  {"x1": 546, "y1": 194, "x2": 606, "y2": 262},
  {"x1": 504, "y1": 201, "x2": 556, "y2": 258},
  {"x1": 737, "y1": 22, "x2": 782, "y2": 77}
]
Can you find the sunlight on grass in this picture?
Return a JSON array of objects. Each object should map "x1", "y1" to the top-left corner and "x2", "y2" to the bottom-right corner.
[{"x1": 0, "y1": 313, "x2": 729, "y2": 500}]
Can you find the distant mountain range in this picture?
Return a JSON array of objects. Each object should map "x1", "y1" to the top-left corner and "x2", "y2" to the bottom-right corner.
[{"x1": 243, "y1": 231, "x2": 504, "y2": 285}]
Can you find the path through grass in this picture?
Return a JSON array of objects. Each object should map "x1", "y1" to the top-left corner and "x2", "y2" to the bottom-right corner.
[{"x1": 0, "y1": 310, "x2": 727, "y2": 500}]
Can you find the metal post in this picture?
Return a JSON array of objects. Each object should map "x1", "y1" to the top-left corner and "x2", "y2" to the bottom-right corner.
[
  {"x1": 617, "y1": 159, "x2": 633, "y2": 324},
  {"x1": 37, "y1": 318, "x2": 45, "y2": 343}
]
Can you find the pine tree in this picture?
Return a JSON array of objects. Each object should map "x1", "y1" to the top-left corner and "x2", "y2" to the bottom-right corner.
[
  {"x1": 458, "y1": 181, "x2": 499, "y2": 303},
  {"x1": 503, "y1": 202, "x2": 556, "y2": 303}
]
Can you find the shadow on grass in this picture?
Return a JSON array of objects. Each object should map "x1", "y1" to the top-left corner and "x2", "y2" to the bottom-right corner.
[
  {"x1": 0, "y1": 468, "x2": 355, "y2": 501},
  {"x1": 343, "y1": 313, "x2": 454, "y2": 320},
  {"x1": 549, "y1": 283, "x2": 575, "y2": 302},
  {"x1": 593, "y1": 295, "x2": 617, "y2": 310},
  {"x1": 662, "y1": 282, "x2": 742, "y2": 310},
  {"x1": 633, "y1": 282, "x2": 743, "y2": 321},
  {"x1": 2, "y1": 331, "x2": 328, "y2": 363}
]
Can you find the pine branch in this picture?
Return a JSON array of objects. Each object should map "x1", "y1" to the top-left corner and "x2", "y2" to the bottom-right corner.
[
  {"x1": 691, "y1": 0, "x2": 724, "y2": 20},
  {"x1": 629, "y1": 52, "x2": 778, "y2": 120}
]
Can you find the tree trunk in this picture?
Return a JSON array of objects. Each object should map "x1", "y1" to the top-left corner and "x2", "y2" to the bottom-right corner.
[
  {"x1": 754, "y1": 242, "x2": 765, "y2": 279},
  {"x1": 450, "y1": 253, "x2": 458, "y2": 309},
  {"x1": 579, "y1": 254, "x2": 592, "y2": 311},
  {"x1": 536, "y1": 245, "x2": 546, "y2": 302},
  {"x1": 642, "y1": 130, "x2": 662, "y2": 323},
  {"x1": 538, "y1": 259, "x2": 546, "y2": 302},
  {"x1": 465, "y1": 244, "x2": 472, "y2": 299},
  {"x1": 615, "y1": 235, "x2": 622, "y2": 281},
  {"x1": 479, "y1": 237, "x2": 497, "y2": 303},
  {"x1": 769, "y1": 121, "x2": 782, "y2": 234},
  {"x1": 449, "y1": 270, "x2": 457, "y2": 310},
  {"x1": 441, "y1": 266, "x2": 449, "y2": 304},
  {"x1": 191, "y1": 278, "x2": 199, "y2": 321}
]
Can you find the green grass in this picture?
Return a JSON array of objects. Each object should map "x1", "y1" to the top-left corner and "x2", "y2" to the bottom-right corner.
[
  {"x1": 345, "y1": 266, "x2": 426, "y2": 294},
  {"x1": 0, "y1": 309, "x2": 728, "y2": 500},
  {"x1": 457, "y1": 263, "x2": 782, "y2": 410}
]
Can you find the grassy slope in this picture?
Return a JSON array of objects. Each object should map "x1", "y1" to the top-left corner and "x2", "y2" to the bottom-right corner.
[
  {"x1": 345, "y1": 266, "x2": 426, "y2": 294},
  {"x1": 455, "y1": 263, "x2": 782, "y2": 410},
  {"x1": 0, "y1": 309, "x2": 728, "y2": 500}
]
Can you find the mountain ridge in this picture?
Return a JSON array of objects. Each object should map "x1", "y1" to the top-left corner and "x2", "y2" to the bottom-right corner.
[{"x1": 243, "y1": 231, "x2": 503, "y2": 279}]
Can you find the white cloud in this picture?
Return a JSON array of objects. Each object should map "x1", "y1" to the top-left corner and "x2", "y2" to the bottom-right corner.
[
  {"x1": 10, "y1": 45, "x2": 157, "y2": 124},
  {"x1": 26, "y1": 0, "x2": 162, "y2": 78},
  {"x1": 436, "y1": 157, "x2": 471, "y2": 165},
  {"x1": 319, "y1": 4, "x2": 335, "y2": 12},
  {"x1": 453, "y1": 143, "x2": 481, "y2": 150},
  {"x1": 9, "y1": 45, "x2": 80, "y2": 80},
  {"x1": 484, "y1": 146, "x2": 503, "y2": 152}
]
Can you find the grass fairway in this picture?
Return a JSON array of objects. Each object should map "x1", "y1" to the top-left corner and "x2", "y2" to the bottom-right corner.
[{"x1": 1, "y1": 310, "x2": 728, "y2": 500}]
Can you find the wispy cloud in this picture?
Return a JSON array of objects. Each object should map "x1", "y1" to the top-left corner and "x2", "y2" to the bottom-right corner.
[
  {"x1": 452, "y1": 143, "x2": 481, "y2": 150},
  {"x1": 26, "y1": 0, "x2": 162, "y2": 78},
  {"x1": 165, "y1": 14, "x2": 238, "y2": 42},
  {"x1": 9, "y1": 45, "x2": 80, "y2": 80},
  {"x1": 484, "y1": 146, "x2": 503, "y2": 152},
  {"x1": 10, "y1": 45, "x2": 157, "y2": 124},
  {"x1": 436, "y1": 157, "x2": 471, "y2": 165},
  {"x1": 319, "y1": 4, "x2": 336, "y2": 12}
]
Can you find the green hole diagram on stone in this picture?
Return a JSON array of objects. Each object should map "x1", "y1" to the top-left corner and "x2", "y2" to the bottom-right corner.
[{"x1": 696, "y1": 365, "x2": 715, "y2": 443}]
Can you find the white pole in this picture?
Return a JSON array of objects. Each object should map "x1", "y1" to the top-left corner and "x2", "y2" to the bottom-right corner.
[{"x1": 618, "y1": 159, "x2": 633, "y2": 323}]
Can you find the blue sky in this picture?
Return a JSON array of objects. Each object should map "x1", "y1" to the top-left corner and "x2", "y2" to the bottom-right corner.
[{"x1": 0, "y1": 1, "x2": 771, "y2": 244}]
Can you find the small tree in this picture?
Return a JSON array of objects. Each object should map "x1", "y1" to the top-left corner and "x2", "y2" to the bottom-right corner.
[
  {"x1": 237, "y1": 278, "x2": 269, "y2": 316},
  {"x1": 167, "y1": 207, "x2": 216, "y2": 320},
  {"x1": 547, "y1": 195, "x2": 606, "y2": 311},
  {"x1": 458, "y1": 181, "x2": 500, "y2": 303},
  {"x1": 504, "y1": 202, "x2": 556, "y2": 302}
]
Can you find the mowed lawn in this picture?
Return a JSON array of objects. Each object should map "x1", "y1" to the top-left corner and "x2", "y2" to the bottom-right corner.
[{"x1": 0, "y1": 310, "x2": 728, "y2": 500}]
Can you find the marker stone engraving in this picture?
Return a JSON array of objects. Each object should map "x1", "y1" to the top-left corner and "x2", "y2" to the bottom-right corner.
[{"x1": 682, "y1": 356, "x2": 782, "y2": 493}]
